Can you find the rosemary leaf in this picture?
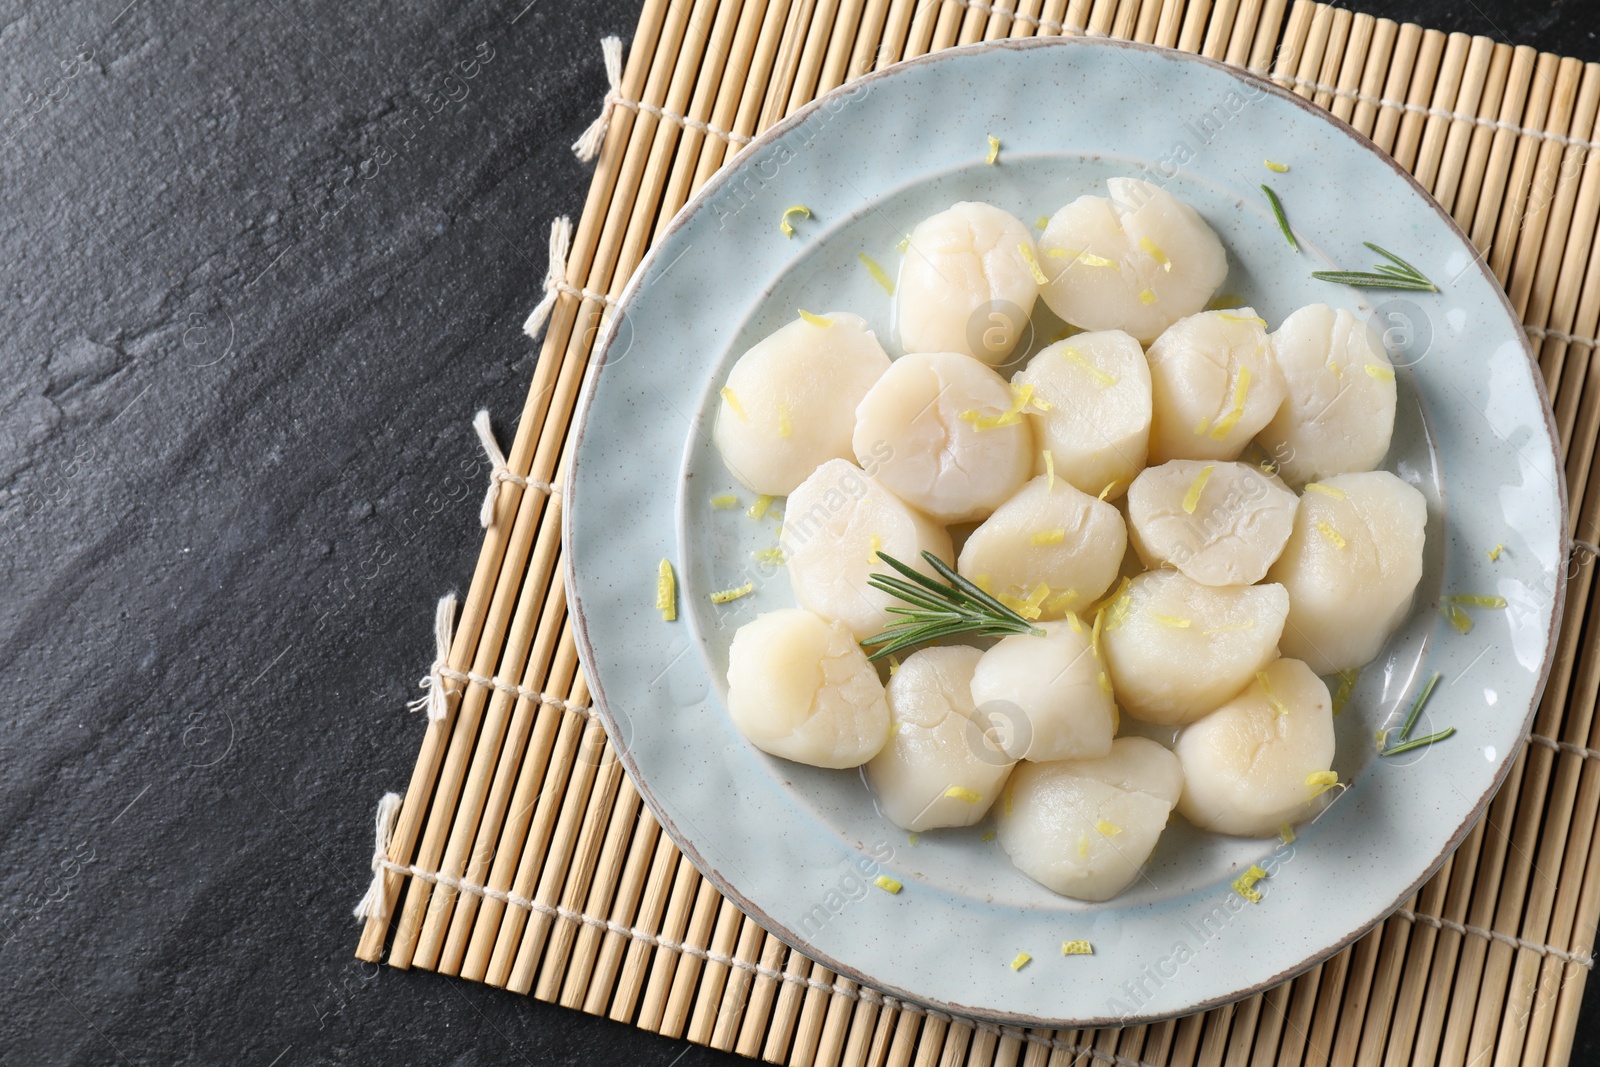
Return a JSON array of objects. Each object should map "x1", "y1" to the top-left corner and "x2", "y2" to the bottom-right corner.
[
  {"x1": 861, "y1": 551, "x2": 1044, "y2": 660},
  {"x1": 1308, "y1": 270, "x2": 1438, "y2": 291},
  {"x1": 1397, "y1": 671, "x2": 1442, "y2": 741},
  {"x1": 1260, "y1": 185, "x2": 1299, "y2": 252},
  {"x1": 1380, "y1": 726, "x2": 1456, "y2": 756}
]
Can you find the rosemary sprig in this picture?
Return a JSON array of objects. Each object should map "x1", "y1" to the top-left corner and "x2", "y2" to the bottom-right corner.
[
  {"x1": 1312, "y1": 242, "x2": 1439, "y2": 292},
  {"x1": 1260, "y1": 184, "x2": 1299, "y2": 252},
  {"x1": 860, "y1": 550, "x2": 1044, "y2": 661},
  {"x1": 1379, "y1": 671, "x2": 1453, "y2": 756}
]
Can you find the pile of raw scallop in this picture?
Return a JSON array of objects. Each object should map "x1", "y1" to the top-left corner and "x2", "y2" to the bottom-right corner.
[{"x1": 710, "y1": 177, "x2": 1426, "y2": 903}]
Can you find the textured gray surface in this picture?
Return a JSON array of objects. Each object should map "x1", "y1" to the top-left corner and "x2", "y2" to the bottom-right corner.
[{"x1": 1, "y1": 0, "x2": 1594, "y2": 1063}]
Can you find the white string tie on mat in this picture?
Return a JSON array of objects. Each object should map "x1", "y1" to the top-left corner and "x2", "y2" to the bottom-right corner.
[
  {"x1": 571, "y1": 36, "x2": 625, "y2": 163},
  {"x1": 407, "y1": 593, "x2": 459, "y2": 722},
  {"x1": 474, "y1": 409, "x2": 559, "y2": 529},
  {"x1": 353, "y1": 792, "x2": 403, "y2": 921}
]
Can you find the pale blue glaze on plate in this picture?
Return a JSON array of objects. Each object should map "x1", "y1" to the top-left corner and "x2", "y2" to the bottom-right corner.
[{"x1": 564, "y1": 37, "x2": 1567, "y2": 1026}]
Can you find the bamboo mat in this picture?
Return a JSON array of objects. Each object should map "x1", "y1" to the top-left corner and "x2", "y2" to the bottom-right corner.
[{"x1": 352, "y1": 0, "x2": 1600, "y2": 1062}]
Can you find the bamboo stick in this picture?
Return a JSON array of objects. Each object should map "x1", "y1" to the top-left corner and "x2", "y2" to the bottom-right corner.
[
  {"x1": 1369, "y1": 22, "x2": 1421, "y2": 155},
  {"x1": 658, "y1": 876, "x2": 723, "y2": 1038},
  {"x1": 1489, "y1": 52, "x2": 1564, "y2": 285},
  {"x1": 1469, "y1": 45, "x2": 1538, "y2": 258},
  {"x1": 1449, "y1": 41, "x2": 1514, "y2": 239},
  {"x1": 581, "y1": 801, "x2": 660, "y2": 1015},
  {"x1": 607, "y1": 829, "x2": 681, "y2": 1022},
  {"x1": 1309, "y1": 7, "x2": 1351, "y2": 111},
  {"x1": 1347, "y1": 18, "x2": 1396, "y2": 136},
  {"x1": 1270, "y1": 1, "x2": 1313, "y2": 92},
  {"x1": 1175, "y1": 0, "x2": 1212, "y2": 55},
  {"x1": 710, "y1": 917, "x2": 767, "y2": 1049},
  {"x1": 1327, "y1": 13, "x2": 1374, "y2": 124},
  {"x1": 686, "y1": 898, "x2": 747, "y2": 1043},
  {"x1": 737, "y1": 933, "x2": 790, "y2": 1057},
  {"x1": 763, "y1": 950, "x2": 815, "y2": 1062},
  {"x1": 1389, "y1": 29, "x2": 1444, "y2": 172},
  {"x1": 1245, "y1": 0, "x2": 1286, "y2": 76},
  {"x1": 1199, "y1": 0, "x2": 1238, "y2": 60},
  {"x1": 560, "y1": 779, "x2": 644, "y2": 1007}
]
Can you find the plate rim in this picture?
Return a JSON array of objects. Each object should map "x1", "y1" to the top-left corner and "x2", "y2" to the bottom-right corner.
[{"x1": 562, "y1": 33, "x2": 1570, "y2": 1027}]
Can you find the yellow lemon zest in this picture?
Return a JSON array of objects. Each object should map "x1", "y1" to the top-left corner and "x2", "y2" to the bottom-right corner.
[
  {"x1": 1064, "y1": 610, "x2": 1084, "y2": 633},
  {"x1": 945, "y1": 785, "x2": 982, "y2": 803},
  {"x1": 1062, "y1": 345, "x2": 1117, "y2": 387},
  {"x1": 1265, "y1": 159, "x2": 1290, "y2": 172},
  {"x1": 720, "y1": 386, "x2": 748, "y2": 422},
  {"x1": 1315, "y1": 519, "x2": 1348, "y2": 550},
  {"x1": 982, "y1": 829, "x2": 997, "y2": 841},
  {"x1": 1047, "y1": 590, "x2": 1081, "y2": 616},
  {"x1": 1138, "y1": 287, "x2": 1157, "y2": 305},
  {"x1": 752, "y1": 546, "x2": 785, "y2": 565},
  {"x1": 873, "y1": 874, "x2": 902, "y2": 894},
  {"x1": 867, "y1": 533, "x2": 881, "y2": 564},
  {"x1": 797, "y1": 308, "x2": 832, "y2": 328},
  {"x1": 1043, "y1": 448, "x2": 1056, "y2": 491},
  {"x1": 777, "y1": 402, "x2": 792, "y2": 438},
  {"x1": 1035, "y1": 215, "x2": 1049, "y2": 229},
  {"x1": 908, "y1": 832, "x2": 919, "y2": 846},
  {"x1": 710, "y1": 493, "x2": 739, "y2": 509},
  {"x1": 1138, "y1": 236, "x2": 1172, "y2": 271},
  {"x1": 887, "y1": 654, "x2": 900, "y2": 676},
  {"x1": 1258, "y1": 670, "x2": 1288, "y2": 716},
  {"x1": 1216, "y1": 311, "x2": 1268, "y2": 328},
  {"x1": 1328, "y1": 359, "x2": 1343, "y2": 379},
  {"x1": 1018, "y1": 242, "x2": 1049, "y2": 285},
  {"x1": 656, "y1": 560, "x2": 676, "y2": 621},
  {"x1": 1095, "y1": 819, "x2": 1121, "y2": 837},
  {"x1": 1279, "y1": 823, "x2": 1296, "y2": 845},
  {"x1": 1098, "y1": 478, "x2": 1122, "y2": 501},
  {"x1": 1183, "y1": 464, "x2": 1215, "y2": 514},
  {"x1": 1097, "y1": 671, "x2": 1113, "y2": 694},
  {"x1": 1232, "y1": 865, "x2": 1268, "y2": 903},
  {"x1": 709, "y1": 582, "x2": 754, "y2": 604},
  {"x1": 1010, "y1": 952, "x2": 1031, "y2": 971},
  {"x1": 973, "y1": 573, "x2": 994, "y2": 593},
  {"x1": 779, "y1": 204, "x2": 811, "y2": 237},
  {"x1": 859, "y1": 252, "x2": 895, "y2": 295},
  {"x1": 1031, "y1": 528, "x2": 1066, "y2": 546},
  {"x1": 1365, "y1": 363, "x2": 1396, "y2": 382},
  {"x1": 1444, "y1": 603, "x2": 1474, "y2": 634},
  {"x1": 1046, "y1": 247, "x2": 1119, "y2": 270},
  {"x1": 1488, "y1": 543, "x2": 1505, "y2": 561},
  {"x1": 1061, "y1": 940, "x2": 1094, "y2": 955},
  {"x1": 1443, "y1": 594, "x2": 1508, "y2": 608},
  {"x1": 1208, "y1": 365, "x2": 1253, "y2": 440},
  {"x1": 748, "y1": 494, "x2": 774, "y2": 520},
  {"x1": 1150, "y1": 612, "x2": 1192, "y2": 628},
  {"x1": 1306, "y1": 770, "x2": 1339, "y2": 797},
  {"x1": 1332, "y1": 668, "x2": 1359, "y2": 715},
  {"x1": 1304, "y1": 482, "x2": 1346, "y2": 499},
  {"x1": 986, "y1": 134, "x2": 1001, "y2": 164}
]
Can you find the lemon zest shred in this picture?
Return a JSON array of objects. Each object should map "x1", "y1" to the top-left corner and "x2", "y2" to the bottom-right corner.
[
  {"x1": 982, "y1": 829, "x2": 997, "y2": 842},
  {"x1": 1043, "y1": 449, "x2": 1056, "y2": 491},
  {"x1": 945, "y1": 785, "x2": 982, "y2": 803},
  {"x1": 1098, "y1": 479, "x2": 1122, "y2": 501},
  {"x1": 1315, "y1": 519, "x2": 1348, "y2": 550},
  {"x1": 1097, "y1": 671, "x2": 1113, "y2": 694},
  {"x1": 973, "y1": 574, "x2": 994, "y2": 594},
  {"x1": 709, "y1": 582, "x2": 753, "y2": 604},
  {"x1": 1208, "y1": 365, "x2": 1253, "y2": 440},
  {"x1": 1217, "y1": 311, "x2": 1269, "y2": 327},
  {"x1": 1046, "y1": 247, "x2": 1119, "y2": 270},
  {"x1": 1138, "y1": 287, "x2": 1157, "y2": 305},
  {"x1": 1047, "y1": 590, "x2": 1081, "y2": 616},
  {"x1": 748, "y1": 494, "x2": 774, "y2": 520},
  {"x1": 656, "y1": 560, "x2": 676, "y2": 621},
  {"x1": 867, "y1": 533, "x2": 882, "y2": 565},
  {"x1": 1304, "y1": 482, "x2": 1346, "y2": 499},
  {"x1": 997, "y1": 582, "x2": 1051, "y2": 621},
  {"x1": 711, "y1": 493, "x2": 739, "y2": 509},
  {"x1": 1150, "y1": 612, "x2": 1192, "y2": 628},
  {"x1": 1265, "y1": 159, "x2": 1290, "y2": 172},
  {"x1": 1062, "y1": 345, "x2": 1117, "y2": 387},
  {"x1": 1232, "y1": 865, "x2": 1268, "y2": 903},
  {"x1": 777, "y1": 402, "x2": 793, "y2": 437},
  {"x1": 1035, "y1": 215, "x2": 1049, "y2": 229},
  {"x1": 1061, "y1": 940, "x2": 1094, "y2": 955},
  {"x1": 1206, "y1": 293, "x2": 1246, "y2": 310},
  {"x1": 779, "y1": 204, "x2": 812, "y2": 237},
  {"x1": 1183, "y1": 464, "x2": 1215, "y2": 514},
  {"x1": 1010, "y1": 952, "x2": 1032, "y2": 971},
  {"x1": 1306, "y1": 770, "x2": 1339, "y2": 797},
  {"x1": 873, "y1": 874, "x2": 903, "y2": 894},
  {"x1": 859, "y1": 252, "x2": 895, "y2": 295},
  {"x1": 1444, "y1": 603, "x2": 1474, "y2": 634},
  {"x1": 1018, "y1": 241, "x2": 1049, "y2": 285},
  {"x1": 1194, "y1": 415, "x2": 1212, "y2": 436},
  {"x1": 1258, "y1": 670, "x2": 1288, "y2": 716},
  {"x1": 960, "y1": 382, "x2": 1039, "y2": 431},
  {"x1": 1488, "y1": 543, "x2": 1505, "y2": 561},
  {"x1": 797, "y1": 308, "x2": 832, "y2": 328},
  {"x1": 887, "y1": 654, "x2": 900, "y2": 677},
  {"x1": 908, "y1": 832, "x2": 919, "y2": 846},
  {"x1": 1095, "y1": 819, "x2": 1121, "y2": 837},
  {"x1": 752, "y1": 546, "x2": 785, "y2": 566},
  {"x1": 1332, "y1": 668, "x2": 1359, "y2": 715},
  {"x1": 1091, "y1": 609, "x2": 1104, "y2": 660},
  {"x1": 1279, "y1": 823, "x2": 1296, "y2": 845},
  {"x1": 1138, "y1": 236, "x2": 1172, "y2": 272},
  {"x1": 1031, "y1": 528, "x2": 1066, "y2": 546},
  {"x1": 986, "y1": 135, "x2": 1001, "y2": 164},
  {"x1": 1443, "y1": 594, "x2": 1508, "y2": 609},
  {"x1": 720, "y1": 386, "x2": 748, "y2": 423},
  {"x1": 1365, "y1": 363, "x2": 1396, "y2": 382},
  {"x1": 1328, "y1": 359, "x2": 1343, "y2": 379}
]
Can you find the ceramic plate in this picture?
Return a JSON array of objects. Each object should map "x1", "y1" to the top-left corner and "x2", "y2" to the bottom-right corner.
[{"x1": 564, "y1": 37, "x2": 1567, "y2": 1026}]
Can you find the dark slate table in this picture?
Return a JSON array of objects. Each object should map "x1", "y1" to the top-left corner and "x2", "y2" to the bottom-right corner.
[{"x1": 3, "y1": 1, "x2": 1594, "y2": 1063}]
